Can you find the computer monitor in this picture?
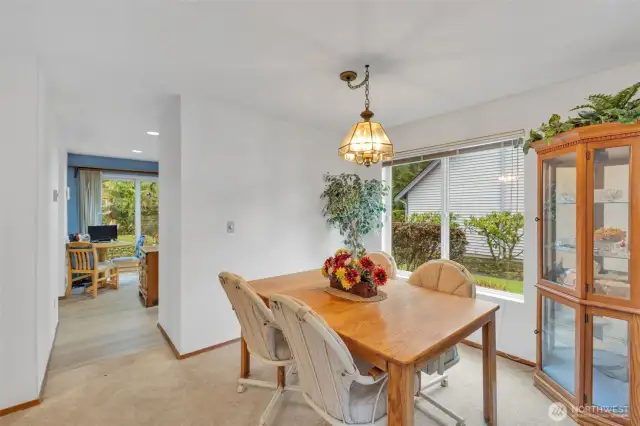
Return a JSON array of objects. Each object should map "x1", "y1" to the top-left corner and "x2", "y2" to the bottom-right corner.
[{"x1": 88, "y1": 225, "x2": 118, "y2": 242}]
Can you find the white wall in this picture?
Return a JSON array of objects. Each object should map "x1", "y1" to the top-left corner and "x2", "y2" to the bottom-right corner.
[
  {"x1": 0, "y1": 57, "x2": 39, "y2": 409},
  {"x1": 158, "y1": 95, "x2": 183, "y2": 349},
  {"x1": 159, "y1": 96, "x2": 380, "y2": 355},
  {"x1": 0, "y1": 57, "x2": 60, "y2": 410},
  {"x1": 386, "y1": 60, "x2": 640, "y2": 362}
]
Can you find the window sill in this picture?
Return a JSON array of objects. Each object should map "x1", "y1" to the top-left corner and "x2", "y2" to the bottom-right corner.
[{"x1": 395, "y1": 270, "x2": 524, "y2": 303}]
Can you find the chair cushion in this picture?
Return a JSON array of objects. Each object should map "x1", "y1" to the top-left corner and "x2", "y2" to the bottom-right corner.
[
  {"x1": 421, "y1": 346, "x2": 460, "y2": 375},
  {"x1": 111, "y1": 256, "x2": 138, "y2": 263},
  {"x1": 349, "y1": 357, "x2": 419, "y2": 424},
  {"x1": 269, "y1": 327, "x2": 292, "y2": 361},
  {"x1": 98, "y1": 261, "x2": 114, "y2": 270},
  {"x1": 349, "y1": 379, "x2": 388, "y2": 424}
]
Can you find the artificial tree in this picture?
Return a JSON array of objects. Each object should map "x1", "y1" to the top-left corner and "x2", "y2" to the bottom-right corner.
[{"x1": 321, "y1": 173, "x2": 388, "y2": 255}]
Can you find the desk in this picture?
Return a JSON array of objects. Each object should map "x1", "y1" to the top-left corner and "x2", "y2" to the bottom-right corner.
[
  {"x1": 93, "y1": 241, "x2": 133, "y2": 262},
  {"x1": 249, "y1": 270, "x2": 499, "y2": 426}
]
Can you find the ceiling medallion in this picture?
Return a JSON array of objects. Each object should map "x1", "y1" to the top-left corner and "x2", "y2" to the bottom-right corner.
[{"x1": 338, "y1": 65, "x2": 394, "y2": 167}]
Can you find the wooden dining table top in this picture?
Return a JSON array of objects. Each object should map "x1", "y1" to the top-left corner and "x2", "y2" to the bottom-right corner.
[
  {"x1": 249, "y1": 269, "x2": 499, "y2": 366},
  {"x1": 93, "y1": 241, "x2": 133, "y2": 249}
]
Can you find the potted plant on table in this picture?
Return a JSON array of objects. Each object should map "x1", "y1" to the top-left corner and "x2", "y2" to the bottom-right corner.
[{"x1": 321, "y1": 248, "x2": 388, "y2": 298}]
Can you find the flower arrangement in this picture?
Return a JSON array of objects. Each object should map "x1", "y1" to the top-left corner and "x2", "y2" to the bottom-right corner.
[{"x1": 321, "y1": 248, "x2": 388, "y2": 298}]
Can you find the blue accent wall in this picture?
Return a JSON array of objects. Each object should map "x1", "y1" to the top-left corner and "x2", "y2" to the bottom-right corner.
[{"x1": 67, "y1": 154, "x2": 159, "y2": 234}]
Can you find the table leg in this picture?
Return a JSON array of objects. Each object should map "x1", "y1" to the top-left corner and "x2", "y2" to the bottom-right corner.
[
  {"x1": 482, "y1": 312, "x2": 497, "y2": 426},
  {"x1": 240, "y1": 336, "x2": 250, "y2": 379},
  {"x1": 387, "y1": 362, "x2": 415, "y2": 426},
  {"x1": 277, "y1": 366, "x2": 285, "y2": 388},
  {"x1": 97, "y1": 248, "x2": 107, "y2": 262}
]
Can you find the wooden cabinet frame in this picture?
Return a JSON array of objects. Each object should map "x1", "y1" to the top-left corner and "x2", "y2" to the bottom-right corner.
[{"x1": 534, "y1": 123, "x2": 640, "y2": 426}]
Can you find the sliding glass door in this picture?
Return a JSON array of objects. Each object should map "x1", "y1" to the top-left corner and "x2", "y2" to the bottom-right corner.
[{"x1": 100, "y1": 174, "x2": 158, "y2": 259}]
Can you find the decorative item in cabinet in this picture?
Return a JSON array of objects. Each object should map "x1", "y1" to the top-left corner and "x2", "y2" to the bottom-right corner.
[
  {"x1": 139, "y1": 245, "x2": 158, "y2": 307},
  {"x1": 533, "y1": 122, "x2": 640, "y2": 426}
]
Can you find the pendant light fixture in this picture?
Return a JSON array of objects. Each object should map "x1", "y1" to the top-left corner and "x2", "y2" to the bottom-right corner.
[{"x1": 338, "y1": 65, "x2": 394, "y2": 167}]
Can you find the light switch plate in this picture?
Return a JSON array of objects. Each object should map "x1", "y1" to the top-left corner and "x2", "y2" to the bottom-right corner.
[{"x1": 226, "y1": 221, "x2": 235, "y2": 233}]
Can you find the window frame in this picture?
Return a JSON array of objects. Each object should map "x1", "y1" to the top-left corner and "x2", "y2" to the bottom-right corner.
[{"x1": 383, "y1": 133, "x2": 525, "y2": 301}]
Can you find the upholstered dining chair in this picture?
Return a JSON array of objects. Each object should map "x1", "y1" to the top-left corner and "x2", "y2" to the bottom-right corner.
[
  {"x1": 408, "y1": 259, "x2": 476, "y2": 426},
  {"x1": 66, "y1": 242, "x2": 120, "y2": 298},
  {"x1": 271, "y1": 294, "x2": 399, "y2": 426},
  {"x1": 218, "y1": 272, "x2": 299, "y2": 426},
  {"x1": 367, "y1": 251, "x2": 397, "y2": 279}
]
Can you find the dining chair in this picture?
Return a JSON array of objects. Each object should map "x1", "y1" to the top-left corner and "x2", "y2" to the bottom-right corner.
[
  {"x1": 66, "y1": 242, "x2": 120, "y2": 297},
  {"x1": 111, "y1": 235, "x2": 146, "y2": 272},
  {"x1": 218, "y1": 272, "x2": 299, "y2": 426},
  {"x1": 367, "y1": 251, "x2": 398, "y2": 279},
  {"x1": 408, "y1": 259, "x2": 476, "y2": 426},
  {"x1": 271, "y1": 293, "x2": 399, "y2": 426}
]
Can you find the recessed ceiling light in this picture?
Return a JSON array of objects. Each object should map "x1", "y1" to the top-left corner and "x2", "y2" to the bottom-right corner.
[
  {"x1": 132, "y1": 149, "x2": 143, "y2": 154},
  {"x1": 146, "y1": 131, "x2": 160, "y2": 136}
]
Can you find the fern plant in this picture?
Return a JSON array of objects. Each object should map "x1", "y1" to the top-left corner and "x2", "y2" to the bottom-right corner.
[{"x1": 523, "y1": 82, "x2": 640, "y2": 154}]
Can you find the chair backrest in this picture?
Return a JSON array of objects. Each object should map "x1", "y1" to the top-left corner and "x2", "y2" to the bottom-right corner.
[
  {"x1": 367, "y1": 251, "x2": 398, "y2": 279},
  {"x1": 218, "y1": 272, "x2": 282, "y2": 362},
  {"x1": 134, "y1": 235, "x2": 146, "y2": 258},
  {"x1": 271, "y1": 294, "x2": 366, "y2": 424},
  {"x1": 67, "y1": 242, "x2": 96, "y2": 272},
  {"x1": 408, "y1": 259, "x2": 476, "y2": 298}
]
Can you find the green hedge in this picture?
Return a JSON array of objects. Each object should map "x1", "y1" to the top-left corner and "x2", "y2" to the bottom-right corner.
[{"x1": 392, "y1": 222, "x2": 468, "y2": 271}]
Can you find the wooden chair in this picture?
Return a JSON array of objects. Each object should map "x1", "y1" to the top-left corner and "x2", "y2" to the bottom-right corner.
[
  {"x1": 66, "y1": 242, "x2": 120, "y2": 298},
  {"x1": 408, "y1": 259, "x2": 476, "y2": 426}
]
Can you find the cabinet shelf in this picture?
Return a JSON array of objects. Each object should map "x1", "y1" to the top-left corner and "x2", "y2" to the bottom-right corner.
[{"x1": 545, "y1": 245, "x2": 630, "y2": 260}]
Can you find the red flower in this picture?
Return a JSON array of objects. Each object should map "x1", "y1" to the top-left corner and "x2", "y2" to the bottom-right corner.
[
  {"x1": 345, "y1": 268, "x2": 361, "y2": 284},
  {"x1": 358, "y1": 256, "x2": 375, "y2": 271},
  {"x1": 334, "y1": 253, "x2": 351, "y2": 268},
  {"x1": 372, "y1": 267, "x2": 388, "y2": 286},
  {"x1": 324, "y1": 257, "x2": 333, "y2": 269}
]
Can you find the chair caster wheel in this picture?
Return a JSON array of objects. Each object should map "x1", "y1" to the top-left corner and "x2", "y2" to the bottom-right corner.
[
  {"x1": 237, "y1": 384, "x2": 246, "y2": 393},
  {"x1": 441, "y1": 378, "x2": 448, "y2": 387}
]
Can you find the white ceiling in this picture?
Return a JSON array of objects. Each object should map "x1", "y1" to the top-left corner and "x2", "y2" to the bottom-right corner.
[{"x1": 2, "y1": 0, "x2": 640, "y2": 161}]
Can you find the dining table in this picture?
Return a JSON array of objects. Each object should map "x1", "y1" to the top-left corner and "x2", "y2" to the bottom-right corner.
[{"x1": 247, "y1": 269, "x2": 500, "y2": 426}]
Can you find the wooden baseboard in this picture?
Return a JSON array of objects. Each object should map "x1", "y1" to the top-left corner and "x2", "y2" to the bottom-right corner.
[
  {"x1": 157, "y1": 323, "x2": 181, "y2": 359},
  {"x1": 461, "y1": 339, "x2": 536, "y2": 368},
  {"x1": 0, "y1": 399, "x2": 40, "y2": 417},
  {"x1": 157, "y1": 323, "x2": 239, "y2": 360}
]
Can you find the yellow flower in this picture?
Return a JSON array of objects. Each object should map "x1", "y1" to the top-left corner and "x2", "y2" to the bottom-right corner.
[
  {"x1": 321, "y1": 266, "x2": 328, "y2": 278},
  {"x1": 335, "y1": 248, "x2": 351, "y2": 256},
  {"x1": 335, "y1": 267, "x2": 347, "y2": 279},
  {"x1": 340, "y1": 277, "x2": 353, "y2": 290}
]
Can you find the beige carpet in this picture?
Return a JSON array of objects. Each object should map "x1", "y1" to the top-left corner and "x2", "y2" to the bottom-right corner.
[{"x1": 1, "y1": 339, "x2": 575, "y2": 426}]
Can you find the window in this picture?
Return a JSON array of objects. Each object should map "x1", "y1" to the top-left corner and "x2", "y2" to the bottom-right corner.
[
  {"x1": 101, "y1": 174, "x2": 159, "y2": 259},
  {"x1": 389, "y1": 135, "x2": 525, "y2": 295}
]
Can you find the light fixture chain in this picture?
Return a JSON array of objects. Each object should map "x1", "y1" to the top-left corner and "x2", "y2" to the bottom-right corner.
[{"x1": 364, "y1": 66, "x2": 370, "y2": 110}]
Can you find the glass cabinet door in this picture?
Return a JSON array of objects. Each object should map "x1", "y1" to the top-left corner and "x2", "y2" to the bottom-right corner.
[
  {"x1": 590, "y1": 146, "x2": 631, "y2": 301},
  {"x1": 541, "y1": 152, "x2": 578, "y2": 290},
  {"x1": 541, "y1": 295, "x2": 577, "y2": 396},
  {"x1": 590, "y1": 314, "x2": 630, "y2": 418}
]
